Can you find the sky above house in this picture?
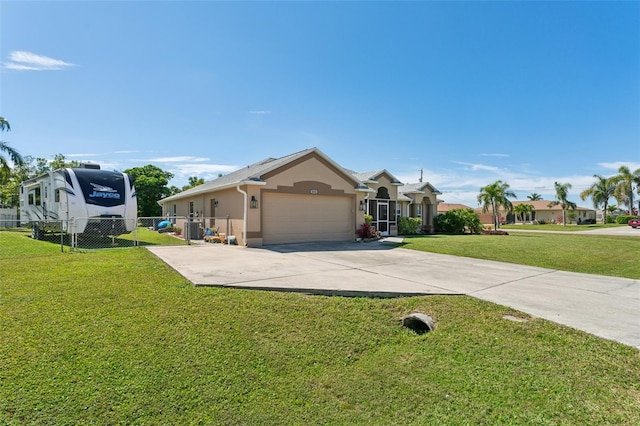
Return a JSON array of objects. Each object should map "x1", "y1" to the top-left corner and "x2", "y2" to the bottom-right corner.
[{"x1": 1, "y1": 1, "x2": 639, "y2": 208}]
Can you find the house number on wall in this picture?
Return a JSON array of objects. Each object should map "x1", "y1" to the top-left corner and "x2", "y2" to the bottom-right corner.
[{"x1": 310, "y1": 189, "x2": 318, "y2": 195}]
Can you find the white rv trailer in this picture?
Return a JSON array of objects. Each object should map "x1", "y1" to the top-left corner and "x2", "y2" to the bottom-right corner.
[{"x1": 19, "y1": 164, "x2": 137, "y2": 239}]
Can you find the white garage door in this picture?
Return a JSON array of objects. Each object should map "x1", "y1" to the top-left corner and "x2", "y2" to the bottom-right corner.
[{"x1": 262, "y1": 193, "x2": 354, "y2": 245}]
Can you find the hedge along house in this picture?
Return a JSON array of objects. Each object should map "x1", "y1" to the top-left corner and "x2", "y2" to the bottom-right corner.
[{"x1": 158, "y1": 147, "x2": 441, "y2": 246}]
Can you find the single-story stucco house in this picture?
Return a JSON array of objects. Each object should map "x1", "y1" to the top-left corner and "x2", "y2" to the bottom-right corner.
[
  {"x1": 475, "y1": 200, "x2": 597, "y2": 225},
  {"x1": 158, "y1": 147, "x2": 440, "y2": 246}
]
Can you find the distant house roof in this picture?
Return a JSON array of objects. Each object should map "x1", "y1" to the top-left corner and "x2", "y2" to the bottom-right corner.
[
  {"x1": 474, "y1": 200, "x2": 595, "y2": 213},
  {"x1": 159, "y1": 147, "x2": 362, "y2": 204},
  {"x1": 438, "y1": 203, "x2": 472, "y2": 212},
  {"x1": 512, "y1": 200, "x2": 594, "y2": 212}
]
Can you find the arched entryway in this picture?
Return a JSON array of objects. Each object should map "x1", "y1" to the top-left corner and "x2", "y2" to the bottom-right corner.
[{"x1": 367, "y1": 187, "x2": 397, "y2": 236}]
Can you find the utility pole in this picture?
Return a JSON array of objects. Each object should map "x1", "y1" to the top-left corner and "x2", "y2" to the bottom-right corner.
[{"x1": 419, "y1": 168, "x2": 423, "y2": 183}]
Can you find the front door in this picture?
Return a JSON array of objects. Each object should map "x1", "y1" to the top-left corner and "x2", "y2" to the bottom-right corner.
[{"x1": 378, "y1": 201, "x2": 389, "y2": 235}]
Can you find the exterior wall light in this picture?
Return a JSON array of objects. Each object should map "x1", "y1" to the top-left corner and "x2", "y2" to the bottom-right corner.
[
  {"x1": 359, "y1": 200, "x2": 366, "y2": 211},
  {"x1": 213, "y1": 199, "x2": 219, "y2": 207},
  {"x1": 250, "y1": 195, "x2": 258, "y2": 209}
]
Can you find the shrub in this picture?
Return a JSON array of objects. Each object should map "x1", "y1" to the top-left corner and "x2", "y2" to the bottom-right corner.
[
  {"x1": 357, "y1": 222, "x2": 379, "y2": 239},
  {"x1": 616, "y1": 215, "x2": 636, "y2": 224},
  {"x1": 172, "y1": 226, "x2": 182, "y2": 235},
  {"x1": 606, "y1": 215, "x2": 614, "y2": 224},
  {"x1": 435, "y1": 209, "x2": 482, "y2": 234},
  {"x1": 364, "y1": 214, "x2": 373, "y2": 224},
  {"x1": 398, "y1": 217, "x2": 422, "y2": 235}
]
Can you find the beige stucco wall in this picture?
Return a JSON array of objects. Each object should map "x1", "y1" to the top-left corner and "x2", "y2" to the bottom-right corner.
[
  {"x1": 263, "y1": 157, "x2": 357, "y2": 193},
  {"x1": 250, "y1": 155, "x2": 363, "y2": 244},
  {"x1": 366, "y1": 174, "x2": 399, "y2": 200}
]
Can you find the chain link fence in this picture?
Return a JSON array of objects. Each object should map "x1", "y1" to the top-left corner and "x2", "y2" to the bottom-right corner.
[
  {"x1": 0, "y1": 213, "x2": 19, "y2": 228},
  {"x1": 154, "y1": 215, "x2": 234, "y2": 244},
  {"x1": 0, "y1": 216, "x2": 235, "y2": 251},
  {"x1": 1, "y1": 215, "x2": 237, "y2": 253}
]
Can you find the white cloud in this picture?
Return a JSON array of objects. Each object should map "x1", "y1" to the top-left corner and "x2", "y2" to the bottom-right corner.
[
  {"x1": 148, "y1": 156, "x2": 210, "y2": 163},
  {"x1": 171, "y1": 163, "x2": 238, "y2": 176},
  {"x1": 113, "y1": 150, "x2": 143, "y2": 154},
  {"x1": 66, "y1": 153, "x2": 98, "y2": 157},
  {"x1": 597, "y1": 161, "x2": 640, "y2": 171},
  {"x1": 3, "y1": 51, "x2": 75, "y2": 71},
  {"x1": 479, "y1": 153, "x2": 509, "y2": 157},
  {"x1": 470, "y1": 164, "x2": 503, "y2": 173},
  {"x1": 248, "y1": 110, "x2": 272, "y2": 115},
  {"x1": 392, "y1": 161, "x2": 607, "y2": 208}
]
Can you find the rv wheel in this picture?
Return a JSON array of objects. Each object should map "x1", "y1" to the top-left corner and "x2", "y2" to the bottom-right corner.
[{"x1": 31, "y1": 225, "x2": 43, "y2": 240}]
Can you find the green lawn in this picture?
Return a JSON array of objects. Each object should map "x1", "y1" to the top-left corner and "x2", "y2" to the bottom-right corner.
[
  {"x1": 0, "y1": 227, "x2": 187, "y2": 252},
  {"x1": 402, "y1": 233, "x2": 640, "y2": 279},
  {"x1": 1, "y1": 230, "x2": 639, "y2": 424}
]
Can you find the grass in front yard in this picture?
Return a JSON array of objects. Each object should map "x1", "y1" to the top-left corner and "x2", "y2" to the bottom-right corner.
[
  {"x1": 402, "y1": 233, "x2": 639, "y2": 279},
  {"x1": 1, "y1": 233, "x2": 639, "y2": 424},
  {"x1": 0, "y1": 227, "x2": 186, "y2": 254}
]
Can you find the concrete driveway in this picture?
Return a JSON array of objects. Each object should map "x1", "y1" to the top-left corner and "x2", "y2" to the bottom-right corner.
[
  {"x1": 506, "y1": 225, "x2": 640, "y2": 237},
  {"x1": 147, "y1": 240, "x2": 640, "y2": 349}
]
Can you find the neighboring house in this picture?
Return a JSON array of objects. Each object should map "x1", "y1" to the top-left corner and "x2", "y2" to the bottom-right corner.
[
  {"x1": 158, "y1": 147, "x2": 441, "y2": 246},
  {"x1": 474, "y1": 200, "x2": 597, "y2": 225},
  {"x1": 437, "y1": 203, "x2": 472, "y2": 214}
]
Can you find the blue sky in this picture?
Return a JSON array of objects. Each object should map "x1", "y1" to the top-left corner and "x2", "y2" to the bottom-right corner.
[{"x1": 1, "y1": 1, "x2": 639, "y2": 208}]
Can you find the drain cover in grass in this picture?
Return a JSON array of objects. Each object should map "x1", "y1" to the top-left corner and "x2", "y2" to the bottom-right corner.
[{"x1": 401, "y1": 313, "x2": 435, "y2": 334}]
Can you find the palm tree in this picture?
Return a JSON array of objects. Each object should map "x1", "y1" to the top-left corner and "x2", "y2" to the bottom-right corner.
[
  {"x1": 0, "y1": 117, "x2": 9, "y2": 131},
  {"x1": 477, "y1": 180, "x2": 516, "y2": 230},
  {"x1": 0, "y1": 117, "x2": 24, "y2": 184},
  {"x1": 513, "y1": 203, "x2": 534, "y2": 223},
  {"x1": 580, "y1": 175, "x2": 615, "y2": 224},
  {"x1": 612, "y1": 166, "x2": 640, "y2": 215},
  {"x1": 548, "y1": 181, "x2": 576, "y2": 227},
  {"x1": 526, "y1": 193, "x2": 543, "y2": 201}
]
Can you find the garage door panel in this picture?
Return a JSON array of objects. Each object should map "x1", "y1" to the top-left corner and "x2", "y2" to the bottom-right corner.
[{"x1": 263, "y1": 193, "x2": 353, "y2": 244}]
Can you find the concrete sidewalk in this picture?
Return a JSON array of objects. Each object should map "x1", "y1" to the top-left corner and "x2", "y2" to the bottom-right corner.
[{"x1": 147, "y1": 241, "x2": 640, "y2": 349}]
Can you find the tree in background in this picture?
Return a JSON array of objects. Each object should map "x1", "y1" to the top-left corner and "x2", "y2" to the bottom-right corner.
[
  {"x1": 526, "y1": 193, "x2": 543, "y2": 201},
  {"x1": 0, "y1": 117, "x2": 25, "y2": 184},
  {"x1": 513, "y1": 203, "x2": 534, "y2": 223},
  {"x1": 168, "y1": 185, "x2": 182, "y2": 196},
  {"x1": 580, "y1": 174, "x2": 615, "y2": 224},
  {"x1": 477, "y1": 180, "x2": 516, "y2": 230},
  {"x1": 124, "y1": 165, "x2": 174, "y2": 217},
  {"x1": 612, "y1": 166, "x2": 640, "y2": 215},
  {"x1": 0, "y1": 153, "x2": 80, "y2": 207},
  {"x1": 182, "y1": 176, "x2": 205, "y2": 191},
  {"x1": 548, "y1": 181, "x2": 576, "y2": 227},
  {"x1": 50, "y1": 153, "x2": 80, "y2": 170}
]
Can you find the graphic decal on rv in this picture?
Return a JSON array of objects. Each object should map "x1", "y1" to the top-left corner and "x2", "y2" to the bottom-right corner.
[{"x1": 89, "y1": 183, "x2": 121, "y2": 199}]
